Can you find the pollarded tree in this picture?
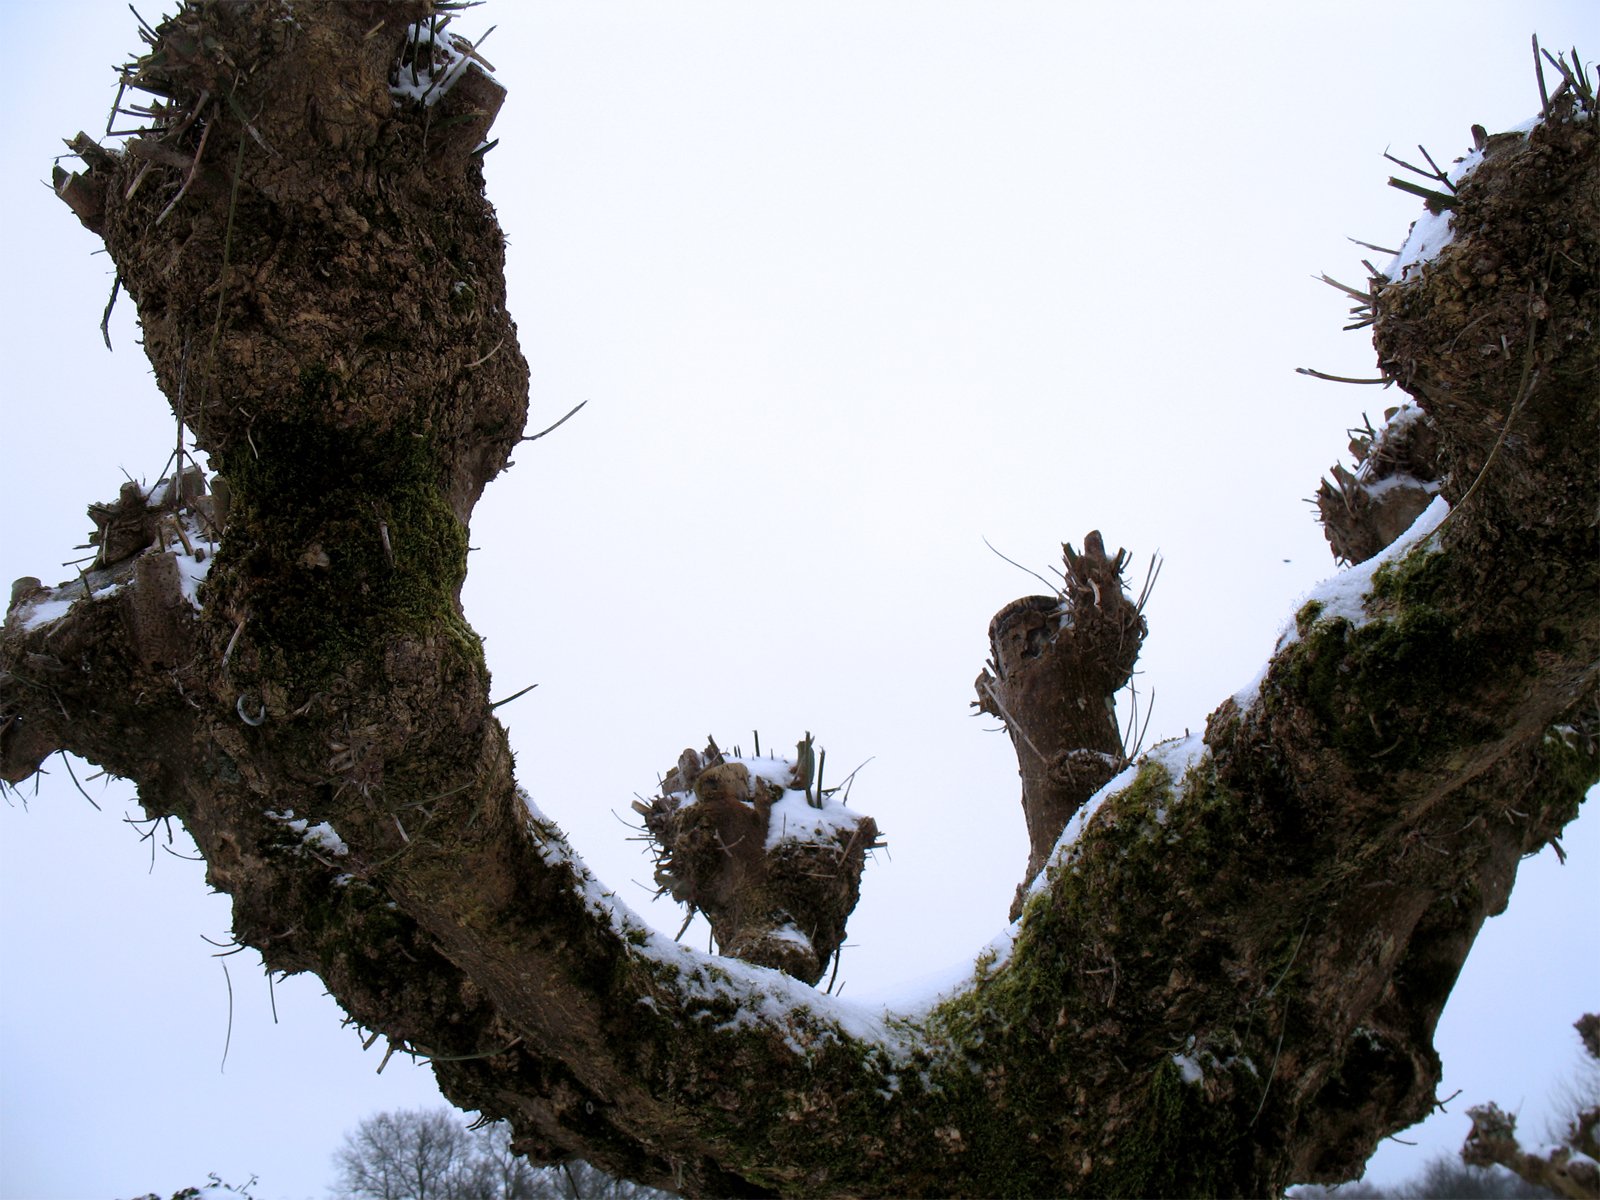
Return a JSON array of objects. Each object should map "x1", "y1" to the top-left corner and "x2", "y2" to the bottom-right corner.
[{"x1": 3, "y1": 4, "x2": 1596, "y2": 1195}]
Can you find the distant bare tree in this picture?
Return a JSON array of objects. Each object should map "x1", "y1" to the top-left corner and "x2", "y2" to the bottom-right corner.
[
  {"x1": 333, "y1": 1109, "x2": 673, "y2": 1200},
  {"x1": 1289, "y1": 1154, "x2": 1555, "y2": 1199},
  {"x1": 334, "y1": 1109, "x2": 475, "y2": 1200},
  {"x1": 524, "y1": 1158, "x2": 676, "y2": 1200},
  {"x1": 456, "y1": 1121, "x2": 539, "y2": 1200}
]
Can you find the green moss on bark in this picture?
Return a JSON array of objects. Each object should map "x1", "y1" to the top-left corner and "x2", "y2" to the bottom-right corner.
[
  {"x1": 212, "y1": 402, "x2": 482, "y2": 694},
  {"x1": 1269, "y1": 560, "x2": 1498, "y2": 773},
  {"x1": 1084, "y1": 1059, "x2": 1255, "y2": 1198}
]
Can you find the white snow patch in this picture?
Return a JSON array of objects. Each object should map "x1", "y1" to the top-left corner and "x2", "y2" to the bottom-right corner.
[
  {"x1": 1387, "y1": 200, "x2": 1460, "y2": 281},
  {"x1": 264, "y1": 809, "x2": 349, "y2": 857},
  {"x1": 11, "y1": 507, "x2": 217, "y2": 631},
  {"x1": 858, "y1": 734, "x2": 1207, "y2": 1017},
  {"x1": 171, "y1": 513, "x2": 218, "y2": 610},
  {"x1": 17, "y1": 579, "x2": 123, "y2": 631},
  {"x1": 1356, "y1": 472, "x2": 1440, "y2": 499},
  {"x1": 1172, "y1": 1052, "x2": 1204, "y2": 1085},
  {"x1": 516, "y1": 787, "x2": 916, "y2": 1062},
  {"x1": 764, "y1": 785, "x2": 864, "y2": 851},
  {"x1": 766, "y1": 923, "x2": 815, "y2": 951},
  {"x1": 301, "y1": 821, "x2": 350, "y2": 857},
  {"x1": 1353, "y1": 403, "x2": 1430, "y2": 487},
  {"x1": 1386, "y1": 146, "x2": 1485, "y2": 281},
  {"x1": 1281, "y1": 494, "x2": 1449, "y2": 639},
  {"x1": 1385, "y1": 116, "x2": 1540, "y2": 282},
  {"x1": 1234, "y1": 494, "x2": 1450, "y2": 711},
  {"x1": 1033, "y1": 732, "x2": 1207, "y2": 880},
  {"x1": 656, "y1": 753, "x2": 870, "y2": 851},
  {"x1": 391, "y1": 23, "x2": 481, "y2": 107}
]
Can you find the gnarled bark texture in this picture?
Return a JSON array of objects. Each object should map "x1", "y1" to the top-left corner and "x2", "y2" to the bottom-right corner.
[
  {"x1": 974, "y1": 532, "x2": 1148, "y2": 919},
  {"x1": 2, "y1": 5, "x2": 1596, "y2": 1195}
]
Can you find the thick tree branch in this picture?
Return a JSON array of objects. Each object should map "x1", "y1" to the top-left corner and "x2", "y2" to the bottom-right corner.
[{"x1": 3, "y1": 6, "x2": 1596, "y2": 1195}]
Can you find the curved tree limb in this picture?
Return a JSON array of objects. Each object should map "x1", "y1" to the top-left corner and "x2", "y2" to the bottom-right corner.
[{"x1": 3, "y1": 6, "x2": 1596, "y2": 1195}]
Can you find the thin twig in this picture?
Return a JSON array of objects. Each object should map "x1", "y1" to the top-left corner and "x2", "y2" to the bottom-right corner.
[
  {"x1": 1348, "y1": 236, "x2": 1399, "y2": 257},
  {"x1": 1316, "y1": 273, "x2": 1371, "y2": 303},
  {"x1": 1387, "y1": 177, "x2": 1456, "y2": 211},
  {"x1": 464, "y1": 336, "x2": 505, "y2": 369},
  {"x1": 155, "y1": 104, "x2": 215, "y2": 225},
  {"x1": 1252, "y1": 915, "x2": 1312, "y2": 1126},
  {"x1": 489, "y1": 683, "x2": 538, "y2": 710},
  {"x1": 417, "y1": 1037, "x2": 523, "y2": 1063},
  {"x1": 519, "y1": 399, "x2": 588, "y2": 442},
  {"x1": 58, "y1": 751, "x2": 103, "y2": 811},
  {"x1": 1434, "y1": 308, "x2": 1541, "y2": 534},
  {"x1": 1417, "y1": 144, "x2": 1451, "y2": 187},
  {"x1": 219, "y1": 957, "x2": 234, "y2": 1073},
  {"x1": 981, "y1": 536, "x2": 1060, "y2": 595},
  {"x1": 1295, "y1": 368, "x2": 1392, "y2": 385},
  {"x1": 980, "y1": 680, "x2": 1047, "y2": 765},
  {"x1": 100, "y1": 275, "x2": 122, "y2": 350},
  {"x1": 1534, "y1": 35, "x2": 1551, "y2": 120}
]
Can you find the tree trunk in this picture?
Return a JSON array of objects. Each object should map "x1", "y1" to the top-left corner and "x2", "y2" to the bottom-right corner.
[{"x1": 3, "y1": 5, "x2": 1595, "y2": 1195}]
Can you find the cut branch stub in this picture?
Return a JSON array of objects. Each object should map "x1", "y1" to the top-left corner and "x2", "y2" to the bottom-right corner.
[
  {"x1": 1316, "y1": 403, "x2": 1443, "y2": 565},
  {"x1": 975, "y1": 530, "x2": 1147, "y2": 916},
  {"x1": 2, "y1": 465, "x2": 220, "y2": 782},
  {"x1": 633, "y1": 737, "x2": 880, "y2": 985}
]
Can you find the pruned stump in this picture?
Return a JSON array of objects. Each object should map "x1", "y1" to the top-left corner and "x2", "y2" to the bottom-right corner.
[
  {"x1": 976, "y1": 531, "x2": 1149, "y2": 916},
  {"x1": 634, "y1": 737, "x2": 880, "y2": 985}
]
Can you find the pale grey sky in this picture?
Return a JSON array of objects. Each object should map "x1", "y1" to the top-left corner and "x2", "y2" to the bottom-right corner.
[{"x1": 1, "y1": 4, "x2": 1595, "y2": 1198}]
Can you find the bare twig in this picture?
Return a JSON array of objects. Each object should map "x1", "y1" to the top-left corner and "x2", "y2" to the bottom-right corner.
[
  {"x1": 155, "y1": 104, "x2": 215, "y2": 225},
  {"x1": 1296, "y1": 368, "x2": 1393, "y2": 385},
  {"x1": 1316, "y1": 273, "x2": 1372, "y2": 303},
  {"x1": 218, "y1": 957, "x2": 234, "y2": 1073},
  {"x1": 489, "y1": 683, "x2": 538, "y2": 710},
  {"x1": 1348, "y1": 236, "x2": 1399, "y2": 257},
  {"x1": 519, "y1": 399, "x2": 588, "y2": 443},
  {"x1": 100, "y1": 275, "x2": 122, "y2": 350},
  {"x1": 980, "y1": 679, "x2": 1048, "y2": 766},
  {"x1": 1386, "y1": 176, "x2": 1456, "y2": 211},
  {"x1": 1534, "y1": 35, "x2": 1552, "y2": 120},
  {"x1": 463, "y1": 336, "x2": 504, "y2": 369},
  {"x1": 981, "y1": 536, "x2": 1061, "y2": 595},
  {"x1": 58, "y1": 751, "x2": 103, "y2": 811}
]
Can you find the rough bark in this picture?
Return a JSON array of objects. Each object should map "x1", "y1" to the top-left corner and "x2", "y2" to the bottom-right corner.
[
  {"x1": 633, "y1": 737, "x2": 882, "y2": 986},
  {"x1": 974, "y1": 532, "x2": 1148, "y2": 919},
  {"x1": 1317, "y1": 406, "x2": 1443, "y2": 566},
  {"x1": 2, "y1": 5, "x2": 1596, "y2": 1196}
]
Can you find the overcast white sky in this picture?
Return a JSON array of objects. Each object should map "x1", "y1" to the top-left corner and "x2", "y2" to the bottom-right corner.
[{"x1": 1, "y1": 4, "x2": 1595, "y2": 1198}]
